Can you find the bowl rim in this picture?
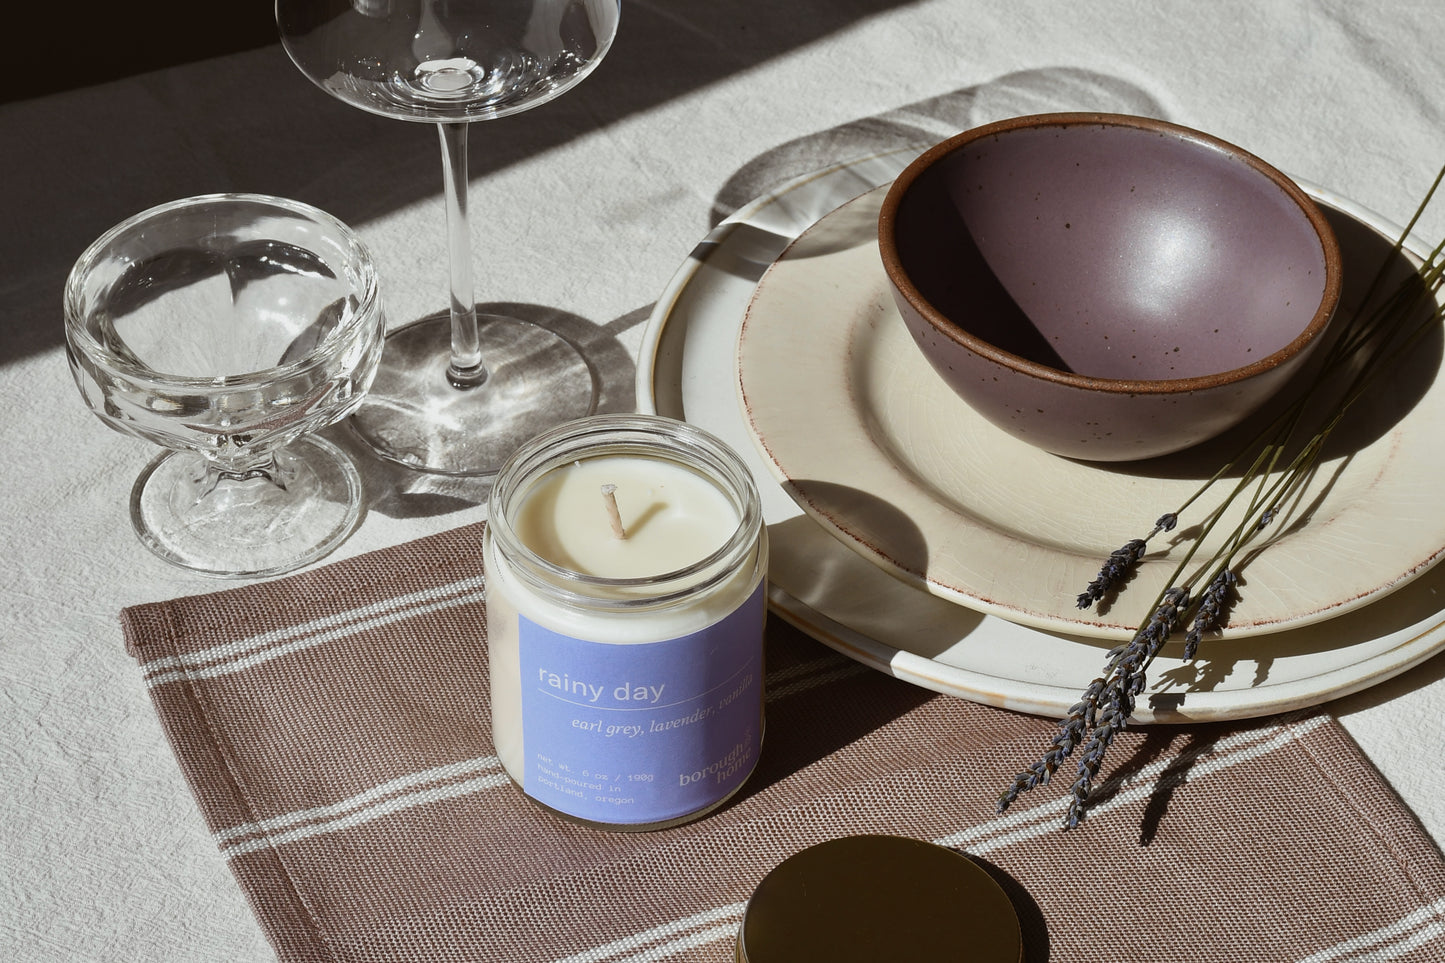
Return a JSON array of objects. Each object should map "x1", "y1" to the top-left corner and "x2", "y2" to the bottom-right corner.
[
  {"x1": 62, "y1": 192, "x2": 383, "y2": 392},
  {"x1": 876, "y1": 111, "x2": 1344, "y2": 395}
]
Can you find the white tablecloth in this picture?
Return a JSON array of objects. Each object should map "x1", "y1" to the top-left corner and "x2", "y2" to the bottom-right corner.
[{"x1": 4, "y1": 2, "x2": 1444, "y2": 959}]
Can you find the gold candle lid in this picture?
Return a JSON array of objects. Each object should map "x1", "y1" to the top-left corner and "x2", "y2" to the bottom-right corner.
[{"x1": 736, "y1": 835, "x2": 1024, "y2": 963}]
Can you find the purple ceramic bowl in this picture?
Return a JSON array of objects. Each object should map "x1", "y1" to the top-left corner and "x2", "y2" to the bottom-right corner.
[{"x1": 877, "y1": 113, "x2": 1342, "y2": 461}]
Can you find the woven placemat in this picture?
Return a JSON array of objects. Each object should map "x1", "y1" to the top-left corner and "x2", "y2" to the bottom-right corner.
[{"x1": 121, "y1": 522, "x2": 1445, "y2": 962}]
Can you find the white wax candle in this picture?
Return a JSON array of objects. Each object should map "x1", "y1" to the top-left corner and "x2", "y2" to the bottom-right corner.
[
  {"x1": 483, "y1": 418, "x2": 768, "y2": 829},
  {"x1": 513, "y1": 455, "x2": 740, "y2": 579}
]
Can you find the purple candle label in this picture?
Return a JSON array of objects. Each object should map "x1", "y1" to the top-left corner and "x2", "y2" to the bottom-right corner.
[{"x1": 518, "y1": 583, "x2": 766, "y2": 825}]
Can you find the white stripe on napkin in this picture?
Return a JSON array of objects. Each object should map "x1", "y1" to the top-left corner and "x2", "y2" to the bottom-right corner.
[
  {"x1": 1296, "y1": 897, "x2": 1445, "y2": 963},
  {"x1": 551, "y1": 904, "x2": 747, "y2": 963},
  {"x1": 216, "y1": 755, "x2": 504, "y2": 844},
  {"x1": 219, "y1": 755, "x2": 509, "y2": 859},
  {"x1": 607, "y1": 923, "x2": 744, "y2": 963},
  {"x1": 143, "y1": 576, "x2": 486, "y2": 688}
]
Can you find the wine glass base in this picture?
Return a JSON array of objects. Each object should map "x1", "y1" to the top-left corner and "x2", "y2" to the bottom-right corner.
[
  {"x1": 349, "y1": 311, "x2": 597, "y2": 476},
  {"x1": 129, "y1": 437, "x2": 364, "y2": 579}
]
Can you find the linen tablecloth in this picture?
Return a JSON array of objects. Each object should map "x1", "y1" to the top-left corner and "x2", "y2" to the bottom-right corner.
[{"x1": 7, "y1": 2, "x2": 1445, "y2": 960}]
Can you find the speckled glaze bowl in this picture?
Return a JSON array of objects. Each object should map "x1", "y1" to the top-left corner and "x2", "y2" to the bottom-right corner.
[{"x1": 877, "y1": 113, "x2": 1342, "y2": 461}]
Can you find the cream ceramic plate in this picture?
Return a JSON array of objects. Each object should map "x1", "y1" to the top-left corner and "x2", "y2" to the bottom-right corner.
[
  {"x1": 737, "y1": 184, "x2": 1445, "y2": 640},
  {"x1": 638, "y1": 153, "x2": 1445, "y2": 721}
]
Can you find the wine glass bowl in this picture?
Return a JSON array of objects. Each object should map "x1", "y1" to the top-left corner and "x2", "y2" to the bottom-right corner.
[
  {"x1": 278, "y1": 0, "x2": 619, "y2": 122},
  {"x1": 276, "y1": 0, "x2": 621, "y2": 476},
  {"x1": 65, "y1": 193, "x2": 385, "y2": 578}
]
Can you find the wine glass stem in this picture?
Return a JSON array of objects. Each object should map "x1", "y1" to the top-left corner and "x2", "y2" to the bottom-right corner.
[{"x1": 438, "y1": 120, "x2": 488, "y2": 389}]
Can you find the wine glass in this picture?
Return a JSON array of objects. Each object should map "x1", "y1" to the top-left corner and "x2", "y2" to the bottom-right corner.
[
  {"x1": 64, "y1": 194, "x2": 385, "y2": 578},
  {"x1": 276, "y1": 0, "x2": 621, "y2": 476}
]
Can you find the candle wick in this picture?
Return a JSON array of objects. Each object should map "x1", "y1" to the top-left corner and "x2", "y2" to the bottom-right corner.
[{"x1": 601, "y1": 484, "x2": 627, "y2": 539}]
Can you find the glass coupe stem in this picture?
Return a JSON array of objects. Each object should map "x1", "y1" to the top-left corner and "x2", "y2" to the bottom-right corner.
[
  {"x1": 197, "y1": 450, "x2": 292, "y2": 497},
  {"x1": 438, "y1": 120, "x2": 488, "y2": 389}
]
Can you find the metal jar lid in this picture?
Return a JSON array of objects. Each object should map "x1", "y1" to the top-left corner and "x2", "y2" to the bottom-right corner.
[{"x1": 736, "y1": 835, "x2": 1024, "y2": 962}]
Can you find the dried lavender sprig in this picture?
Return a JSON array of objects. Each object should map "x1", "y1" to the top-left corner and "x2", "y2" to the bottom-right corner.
[
  {"x1": 1063, "y1": 587, "x2": 1189, "y2": 829},
  {"x1": 1049, "y1": 421, "x2": 1342, "y2": 823},
  {"x1": 1075, "y1": 514, "x2": 1179, "y2": 609},
  {"x1": 1076, "y1": 540, "x2": 1146, "y2": 609},
  {"x1": 1183, "y1": 569, "x2": 1236, "y2": 661},
  {"x1": 1065, "y1": 722, "x2": 1117, "y2": 830},
  {"x1": 997, "y1": 677, "x2": 1106, "y2": 813},
  {"x1": 1003, "y1": 589, "x2": 1190, "y2": 826},
  {"x1": 1107, "y1": 587, "x2": 1189, "y2": 680}
]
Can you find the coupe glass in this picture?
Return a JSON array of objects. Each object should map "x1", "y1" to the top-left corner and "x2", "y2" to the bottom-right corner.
[
  {"x1": 277, "y1": 0, "x2": 621, "y2": 475},
  {"x1": 65, "y1": 194, "x2": 385, "y2": 578}
]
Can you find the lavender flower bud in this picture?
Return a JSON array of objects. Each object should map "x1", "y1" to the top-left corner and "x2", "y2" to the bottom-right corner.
[
  {"x1": 1064, "y1": 797, "x2": 1085, "y2": 830},
  {"x1": 1183, "y1": 624, "x2": 1203, "y2": 662},
  {"x1": 1182, "y1": 570, "x2": 1236, "y2": 660},
  {"x1": 1076, "y1": 539, "x2": 1148, "y2": 609}
]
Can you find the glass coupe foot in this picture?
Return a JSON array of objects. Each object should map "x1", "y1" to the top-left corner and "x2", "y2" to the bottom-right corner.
[{"x1": 128, "y1": 436, "x2": 364, "y2": 579}]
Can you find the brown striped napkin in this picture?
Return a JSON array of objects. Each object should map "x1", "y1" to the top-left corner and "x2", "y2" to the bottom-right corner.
[{"x1": 121, "y1": 522, "x2": 1445, "y2": 963}]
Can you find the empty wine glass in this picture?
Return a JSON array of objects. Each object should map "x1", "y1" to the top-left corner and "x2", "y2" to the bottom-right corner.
[
  {"x1": 277, "y1": 0, "x2": 621, "y2": 475},
  {"x1": 65, "y1": 194, "x2": 385, "y2": 578}
]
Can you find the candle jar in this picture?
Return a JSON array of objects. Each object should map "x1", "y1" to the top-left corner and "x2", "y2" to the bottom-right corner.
[{"x1": 484, "y1": 414, "x2": 768, "y2": 830}]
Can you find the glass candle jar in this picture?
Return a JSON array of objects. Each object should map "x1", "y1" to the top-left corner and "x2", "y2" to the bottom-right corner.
[{"x1": 484, "y1": 414, "x2": 768, "y2": 830}]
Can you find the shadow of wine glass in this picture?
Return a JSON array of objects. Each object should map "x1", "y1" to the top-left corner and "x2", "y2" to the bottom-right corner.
[
  {"x1": 676, "y1": 67, "x2": 1170, "y2": 319},
  {"x1": 711, "y1": 65, "x2": 1170, "y2": 229},
  {"x1": 343, "y1": 298, "x2": 635, "y2": 519}
]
